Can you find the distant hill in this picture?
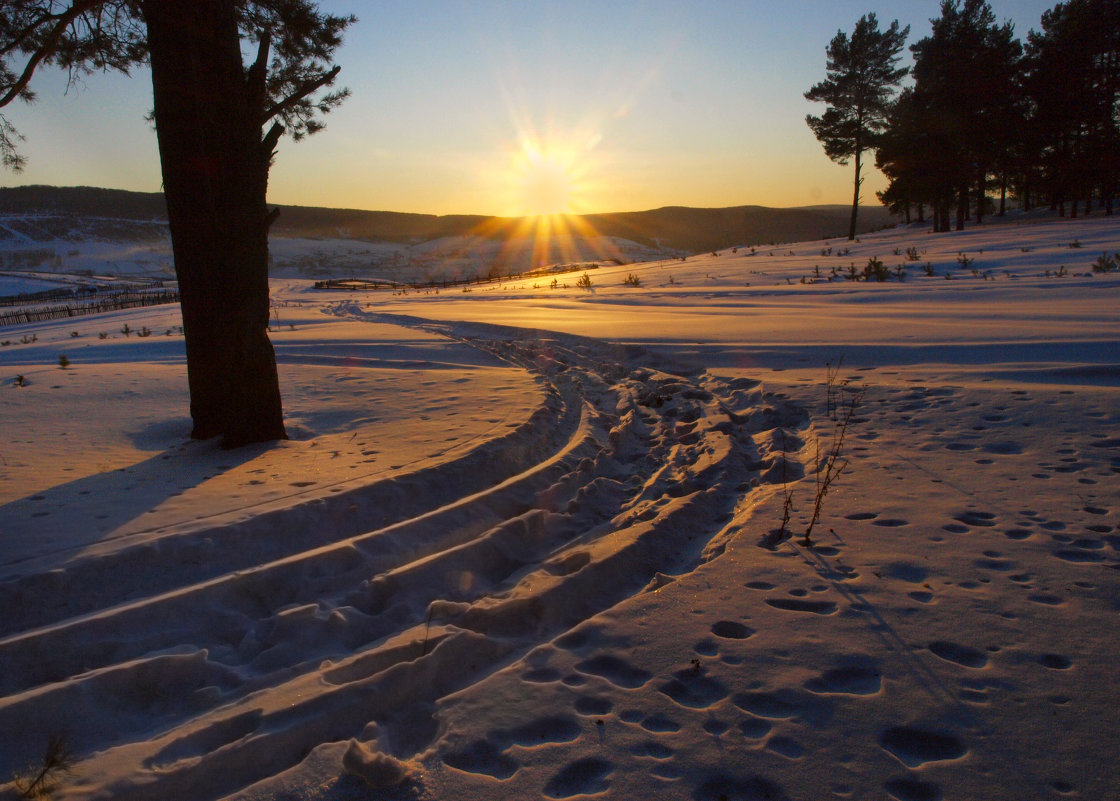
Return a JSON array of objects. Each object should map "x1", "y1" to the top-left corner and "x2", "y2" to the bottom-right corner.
[{"x1": 0, "y1": 185, "x2": 896, "y2": 254}]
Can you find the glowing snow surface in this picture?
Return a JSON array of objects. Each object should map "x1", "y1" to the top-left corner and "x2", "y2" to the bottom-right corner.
[{"x1": 0, "y1": 212, "x2": 1118, "y2": 800}]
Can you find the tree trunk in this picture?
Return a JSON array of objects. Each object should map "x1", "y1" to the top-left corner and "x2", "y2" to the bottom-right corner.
[
  {"x1": 142, "y1": 0, "x2": 285, "y2": 448},
  {"x1": 956, "y1": 185, "x2": 967, "y2": 231},
  {"x1": 848, "y1": 146, "x2": 861, "y2": 241}
]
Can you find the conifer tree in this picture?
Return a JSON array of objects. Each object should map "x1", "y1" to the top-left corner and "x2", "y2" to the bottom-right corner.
[
  {"x1": 0, "y1": 1, "x2": 354, "y2": 447},
  {"x1": 805, "y1": 13, "x2": 909, "y2": 240}
]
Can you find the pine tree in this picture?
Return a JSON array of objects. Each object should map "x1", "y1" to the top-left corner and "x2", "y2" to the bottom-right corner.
[
  {"x1": 805, "y1": 13, "x2": 910, "y2": 240},
  {"x1": 0, "y1": 1, "x2": 354, "y2": 447},
  {"x1": 1025, "y1": 0, "x2": 1120, "y2": 215},
  {"x1": 908, "y1": 0, "x2": 1022, "y2": 230}
]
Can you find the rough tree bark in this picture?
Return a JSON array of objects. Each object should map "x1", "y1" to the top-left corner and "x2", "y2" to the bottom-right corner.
[{"x1": 142, "y1": 0, "x2": 285, "y2": 447}]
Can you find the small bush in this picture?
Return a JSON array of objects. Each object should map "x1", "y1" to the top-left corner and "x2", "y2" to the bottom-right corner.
[
  {"x1": 121, "y1": 323, "x2": 131, "y2": 337},
  {"x1": 69, "y1": 331, "x2": 79, "y2": 338},
  {"x1": 98, "y1": 332, "x2": 108, "y2": 340},
  {"x1": 1092, "y1": 252, "x2": 1119, "y2": 273},
  {"x1": 14, "y1": 374, "x2": 26, "y2": 387},
  {"x1": 1068, "y1": 239, "x2": 1082, "y2": 248},
  {"x1": 923, "y1": 262, "x2": 935, "y2": 276},
  {"x1": 863, "y1": 257, "x2": 889, "y2": 282},
  {"x1": 57, "y1": 354, "x2": 70, "y2": 369},
  {"x1": 576, "y1": 272, "x2": 593, "y2": 289},
  {"x1": 956, "y1": 252, "x2": 974, "y2": 269},
  {"x1": 622, "y1": 273, "x2": 641, "y2": 287},
  {"x1": 906, "y1": 246, "x2": 920, "y2": 261},
  {"x1": 12, "y1": 733, "x2": 73, "y2": 800}
]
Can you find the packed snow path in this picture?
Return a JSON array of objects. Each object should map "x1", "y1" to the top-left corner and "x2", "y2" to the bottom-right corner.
[{"x1": 0, "y1": 307, "x2": 808, "y2": 800}]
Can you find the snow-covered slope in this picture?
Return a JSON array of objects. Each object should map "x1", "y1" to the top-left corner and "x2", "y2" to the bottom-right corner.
[{"x1": 0, "y1": 213, "x2": 1117, "y2": 801}]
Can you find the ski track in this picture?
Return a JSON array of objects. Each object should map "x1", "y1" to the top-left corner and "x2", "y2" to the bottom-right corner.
[{"x1": 0, "y1": 302, "x2": 812, "y2": 800}]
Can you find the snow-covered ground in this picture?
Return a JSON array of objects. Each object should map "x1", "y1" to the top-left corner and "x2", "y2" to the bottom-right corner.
[{"x1": 0, "y1": 213, "x2": 1118, "y2": 801}]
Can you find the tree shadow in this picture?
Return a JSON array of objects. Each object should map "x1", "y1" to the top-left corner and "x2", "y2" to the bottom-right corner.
[{"x1": 0, "y1": 420, "x2": 265, "y2": 582}]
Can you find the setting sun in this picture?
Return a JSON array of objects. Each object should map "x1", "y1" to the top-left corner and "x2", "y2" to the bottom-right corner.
[
  {"x1": 515, "y1": 147, "x2": 574, "y2": 216},
  {"x1": 502, "y1": 130, "x2": 605, "y2": 218}
]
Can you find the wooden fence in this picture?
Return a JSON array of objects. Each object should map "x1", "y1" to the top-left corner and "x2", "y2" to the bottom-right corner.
[
  {"x1": 0, "y1": 290, "x2": 181, "y2": 328},
  {"x1": 313, "y1": 261, "x2": 603, "y2": 293}
]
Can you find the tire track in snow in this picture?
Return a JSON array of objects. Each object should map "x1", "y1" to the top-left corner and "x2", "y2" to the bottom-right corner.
[{"x1": 0, "y1": 305, "x2": 810, "y2": 800}]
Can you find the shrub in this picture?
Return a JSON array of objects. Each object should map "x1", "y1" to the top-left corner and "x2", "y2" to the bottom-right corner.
[
  {"x1": 906, "y1": 246, "x2": 920, "y2": 261},
  {"x1": 1092, "y1": 252, "x2": 1118, "y2": 273},
  {"x1": 11, "y1": 733, "x2": 73, "y2": 800},
  {"x1": 863, "y1": 257, "x2": 889, "y2": 281},
  {"x1": 57, "y1": 354, "x2": 70, "y2": 369},
  {"x1": 121, "y1": 323, "x2": 131, "y2": 337},
  {"x1": 1068, "y1": 239, "x2": 1082, "y2": 248},
  {"x1": 956, "y1": 252, "x2": 974, "y2": 269},
  {"x1": 576, "y1": 272, "x2": 593, "y2": 289},
  {"x1": 622, "y1": 273, "x2": 641, "y2": 287}
]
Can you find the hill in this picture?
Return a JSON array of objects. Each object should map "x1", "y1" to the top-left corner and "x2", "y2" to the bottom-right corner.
[{"x1": 0, "y1": 185, "x2": 895, "y2": 253}]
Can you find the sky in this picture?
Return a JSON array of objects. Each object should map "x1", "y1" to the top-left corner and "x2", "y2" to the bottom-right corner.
[{"x1": 0, "y1": 0, "x2": 1058, "y2": 217}]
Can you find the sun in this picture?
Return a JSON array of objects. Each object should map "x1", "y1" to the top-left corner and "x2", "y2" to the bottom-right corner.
[{"x1": 511, "y1": 141, "x2": 580, "y2": 217}]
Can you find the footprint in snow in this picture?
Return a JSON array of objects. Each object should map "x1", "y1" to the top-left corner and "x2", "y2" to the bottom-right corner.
[
  {"x1": 711, "y1": 620, "x2": 754, "y2": 640},
  {"x1": 441, "y1": 739, "x2": 518, "y2": 780},
  {"x1": 954, "y1": 510, "x2": 997, "y2": 528},
  {"x1": 928, "y1": 641, "x2": 988, "y2": 669},
  {"x1": 764, "y1": 598, "x2": 838, "y2": 615},
  {"x1": 659, "y1": 669, "x2": 729, "y2": 709},
  {"x1": 543, "y1": 757, "x2": 613, "y2": 798},
  {"x1": 495, "y1": 715, "x2": 581, "y2": 748},
  {"x1": 765, "y1": 735, "x2": 805, "y2": 759},
  {"x1": 694, "y1": 774, "x2": 790, "y2": 801},
  {"x1": 804, "y1": 663, "x2": 882, "y2": 696},
  {"x1": 885, "y1": 776, "x2": 944, "y2": 801},
  {"x1": 879, "y1": 725, "x2": 967, "y2": 767},
  {"x1": 1038, "y1": 653, "x2": 1072, "y2": 670},
  {"x1": 631, "y1": 740, "x2": 674, "y2": 759},
  {"x1": 573, "y1": 654, "x2": 652, "y2": 689},
  {"x1": 638, "y1": 713, "x2": 681, "y2": 733}
]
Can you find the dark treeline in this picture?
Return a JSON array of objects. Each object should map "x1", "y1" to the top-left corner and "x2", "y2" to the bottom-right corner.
[{"x1": 875, "y1": 0, "x2": 1120, "y2": 230}]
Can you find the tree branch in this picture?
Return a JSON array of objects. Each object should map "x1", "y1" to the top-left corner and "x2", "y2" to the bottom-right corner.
[
  {"x1": 0, "y1": 0, "x2": 104, "y2": 108},
  {"x1": 262, "y1": 64, "x2": 339, "y2": 124},
  {"x1": 247, "y1": 33, "x2": 270, "y2": 110}
]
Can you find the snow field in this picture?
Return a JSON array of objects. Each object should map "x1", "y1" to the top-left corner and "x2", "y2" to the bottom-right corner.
[{"x1": 0, "y1": 212, "x2": 1117, "y2": 800}]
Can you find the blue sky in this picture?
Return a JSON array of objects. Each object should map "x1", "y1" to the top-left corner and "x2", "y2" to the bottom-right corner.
[{"x1": 1, "y1": 1, "x2": 1057, "y2": 216}]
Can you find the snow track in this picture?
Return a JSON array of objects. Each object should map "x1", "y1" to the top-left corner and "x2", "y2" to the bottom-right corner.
[{"x1": 0, "y1": 305, "x2": 808, "y2": 799}]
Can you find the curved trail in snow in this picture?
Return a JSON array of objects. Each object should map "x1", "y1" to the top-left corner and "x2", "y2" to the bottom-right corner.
[{"x1": 0, "y1": 304, "x2": 810, "y2": 800}]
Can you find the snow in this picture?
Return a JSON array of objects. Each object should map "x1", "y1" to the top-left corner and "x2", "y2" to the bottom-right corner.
[{"x1": 0, "y1": 212, "x2": 1118, "y2": 801}]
